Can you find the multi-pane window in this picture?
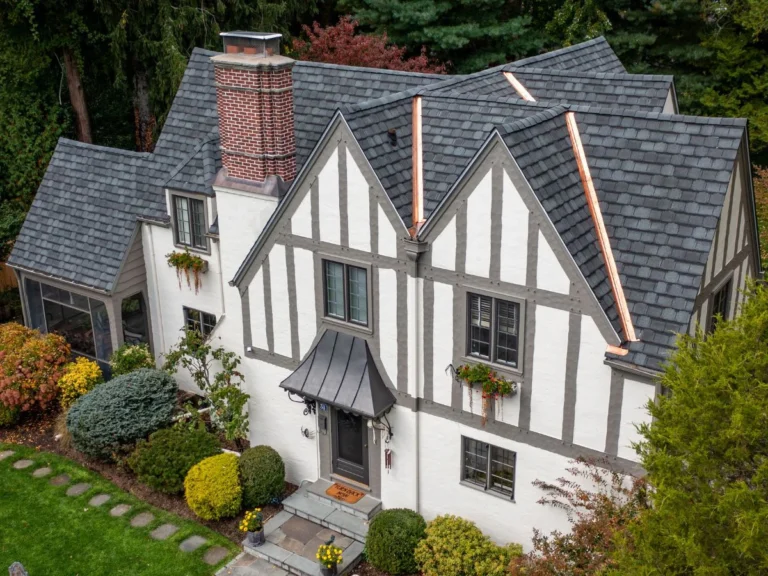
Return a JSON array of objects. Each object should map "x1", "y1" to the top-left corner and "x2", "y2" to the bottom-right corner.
[
  {"x1": 184, "y1": 307, "x2": 217, "y2": 337},
  {"x1": 323, "y1": 260, "x2": 368, "y2": 326},
  {"x1": 462, "y1": 436, "x2": 516, "y2": 500},
  {"x1": 709, "y1": 280, "x2": 731, "y2": 332},
  {"x1": 173, "y1": 195, "x2": 207, "y2": 249},
  {"x1": 467, "y1": 293, "x2": 521, "y2": 368}
]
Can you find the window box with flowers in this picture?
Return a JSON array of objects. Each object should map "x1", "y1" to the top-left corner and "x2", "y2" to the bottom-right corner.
[
  {"x1": 451, "y1": 363, "x2": 518, "y2": 426},
  {"x1": 239, "y1": 508, "x2": 264, "y2": 547},
  {"x1": 166, "y1": 250, "x2": 208, "y2": 294}
]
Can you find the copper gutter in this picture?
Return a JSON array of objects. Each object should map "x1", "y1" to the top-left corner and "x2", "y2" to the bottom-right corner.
[
  {"x1": 503, "y1": 72, "x2": 536, "y2": 102},
  {"x1": 565, "y1": 111, "x2": 637, "y2": 342},
  {"x1": 411, "y1": 95, "x2": 425, "y2": 236}
]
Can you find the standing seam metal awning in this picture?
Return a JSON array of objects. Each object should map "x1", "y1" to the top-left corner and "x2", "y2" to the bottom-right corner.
[{"x1": 279, "y1": 330, "x2": 396, "y2": 419}]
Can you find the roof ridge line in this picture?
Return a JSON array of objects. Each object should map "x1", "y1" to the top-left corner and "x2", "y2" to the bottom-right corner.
[
  {"x1": 293, "y1": 60, "x2": 447, "y2": 78},
  {"x1": 497, "y1": 105, "x2": 569, "y2": 135},
  {"x1": 513, "y1": 37, "x2": 609, "y2": 67},
  {"x1": 56, "y1": 137, "x2": 152, "y2": 158},
  {"x1": 342, "y1": 87, "x2": 420, "y2": 115},
  {"x1": 504, "y1": 65, "x2": 674, "y2": 82}
]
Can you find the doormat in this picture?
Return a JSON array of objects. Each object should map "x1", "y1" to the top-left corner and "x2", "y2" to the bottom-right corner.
[{"x1": 326, "y1": 483, "x2": 366, "y2": 504}]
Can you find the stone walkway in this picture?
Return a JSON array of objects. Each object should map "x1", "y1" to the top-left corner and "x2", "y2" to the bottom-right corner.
[{"x1": 3, "y1": 449, "x2": 232, "y2": 569}]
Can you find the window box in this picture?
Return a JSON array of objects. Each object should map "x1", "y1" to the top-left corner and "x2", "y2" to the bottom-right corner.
[
  {"x1": 451, "y1": 362, "x2": 518, "y2": 426},
  {"x1": 166, "y1": 250, "x2": 209, "y2": 293}
]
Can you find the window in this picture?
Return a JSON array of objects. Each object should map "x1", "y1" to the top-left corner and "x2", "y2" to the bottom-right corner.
[
  {"x1": 323, "y1": 260, "x2": 368, "y2": 326},
  {"x1": 462, "y1": 436, "x2": 516, "y2": 500},
  {"x1": 25, "y1": 279, "x2": 113, "y2": 365},
  {"x1": 467, "y1": 293, "x2": 521, "y2": 368},
  {"x1": 173, "y1": 195, "x2": 207, "y2": 249},
  {"x1": 184, "y1": 307, "x2": 217, "y2": 337},
  {"x1": 709, "y1": 279, "x2": 731, "y2": 332}
]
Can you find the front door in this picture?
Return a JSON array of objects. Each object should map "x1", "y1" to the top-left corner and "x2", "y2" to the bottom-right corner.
[{"x1": 332, "y1": 409, "x2": 369, "y2": 485}]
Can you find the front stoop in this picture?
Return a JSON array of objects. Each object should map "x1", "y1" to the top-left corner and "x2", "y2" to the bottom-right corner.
[
  {"x1": 304, "y1": 479, "x2": 381, "y2": 521},
  {"x1": 244, "y1": 510, "x2": 364, "y2": 576}
]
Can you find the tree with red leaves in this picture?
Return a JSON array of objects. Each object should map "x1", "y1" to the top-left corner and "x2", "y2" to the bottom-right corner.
[
  {"x1": 508, "y1": 459, "x2": 648, "y2": 576},
  {"x1": 292, "y1": 17, "x2": 447, "y2": 74}
]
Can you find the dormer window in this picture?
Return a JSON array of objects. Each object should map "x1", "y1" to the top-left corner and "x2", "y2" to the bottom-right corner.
[{"x1": 173, "y1": 195, "x2": 207, "y2": 250}]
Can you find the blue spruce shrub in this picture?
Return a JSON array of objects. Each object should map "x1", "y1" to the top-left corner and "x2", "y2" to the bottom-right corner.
[{"x1": 67, "y1": 368, "x2": 177, "y2": 460}]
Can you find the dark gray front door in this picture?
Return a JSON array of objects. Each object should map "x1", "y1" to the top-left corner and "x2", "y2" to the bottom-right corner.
[{"x1": 332, "y1": 409, "x2": 368, "y2": 485}]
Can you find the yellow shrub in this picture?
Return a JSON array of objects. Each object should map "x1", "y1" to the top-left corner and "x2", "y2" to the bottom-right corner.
[
  {"x1": 184, "y1": 453, "x2": 242, "y2": 520},
  {"x1": 58, "y1": 358, "x2": 103, "y2": 408}
]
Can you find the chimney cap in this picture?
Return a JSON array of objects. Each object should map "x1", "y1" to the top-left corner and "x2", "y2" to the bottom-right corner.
[{"x1": 220, "y1": 31, "x2": 282, "y2": 40}]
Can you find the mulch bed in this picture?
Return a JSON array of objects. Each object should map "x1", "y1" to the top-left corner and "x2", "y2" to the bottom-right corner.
[{"x1": 0, "y1": 409, "x2": 295, "y2": 544}]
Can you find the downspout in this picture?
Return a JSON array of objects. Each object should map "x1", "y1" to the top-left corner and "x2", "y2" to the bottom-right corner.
[{"x1": 147, "y1": 225, "x2": 166, "y2": 355}]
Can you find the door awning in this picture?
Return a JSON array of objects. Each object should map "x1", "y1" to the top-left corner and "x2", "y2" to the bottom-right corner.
[{"x1": 280, "y1": 330, "x2": 396, "y2": 419}]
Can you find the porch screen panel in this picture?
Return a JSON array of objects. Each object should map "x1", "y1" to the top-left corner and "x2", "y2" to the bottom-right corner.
[
  {"x1": 24, "y1": 278, "x2": 45, "y2": 331},
  {"x1": 44, "y1": 300, "x2": 96, "y2": 357},
  {"x1": 89, "y1": 298, "x2": 113, "y2": 362}
]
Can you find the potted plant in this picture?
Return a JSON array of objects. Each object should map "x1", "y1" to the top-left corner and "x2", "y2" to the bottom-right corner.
[
  {"x1": 453, "y1": 363, "x2": 518, "y2": 426},
  {"x1": 239, "y1": 508, "x2": 265, "y2": 546},
  {"x1": 316, "y1": 537, "x2": 343, "y2": 576},
  {"x1": 166, "y1": 249, "x2": 208, "y2": 293}
]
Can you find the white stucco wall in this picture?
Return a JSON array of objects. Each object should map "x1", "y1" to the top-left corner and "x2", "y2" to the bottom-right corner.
[
  {"x1": 432, "y1": 281, "x2": 454, "y2": 407},
  {"x1": 537, "y1": 231, "x2": 570, "y2": 294},
  {"x1": 573, "y1": 316, "x2": 612, "y2": 451},
  {"x1": 500, "y1": 170, "x2": 528, "y2": 285},
  {"x1": 617, "y1": 378, "x2": 654, "y2": 461},
  {"x1": 465, "y1": 169, "x2": 492, "y2": 278},
  {"x1": 529, "y1": 305, "x2": 569, "y2": 439}
]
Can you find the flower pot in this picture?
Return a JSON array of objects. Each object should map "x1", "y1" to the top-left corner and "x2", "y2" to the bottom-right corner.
[
  {"x1": 246, "y1": 529, "x2": 265, "y2": 547},
  {"x1": 320, "y1": 566, "x2": 338, "y2": 576}
]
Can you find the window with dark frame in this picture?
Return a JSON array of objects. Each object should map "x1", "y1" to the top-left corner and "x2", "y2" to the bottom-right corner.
[
  {"x1": 323, "y1": 260, "x2": 368, "y2": 326},
  {"x1": 173, "y1": 195, "x2": 207, "y2": 250},
  {"x1": 467, "y1": 293, "x2": 521, "y2": 368},
  {"x1": 183, "y1": 306, "x2": 217, "y2": 336},
  {"x1": 462, "y1": 436, "x2": 516, "y2": 500},
  {"x1": 709, "y1": 279, "x2": 732, "y2": 332}
]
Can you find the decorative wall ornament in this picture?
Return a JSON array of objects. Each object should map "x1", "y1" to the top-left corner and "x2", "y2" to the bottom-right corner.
[
  {"x1": 166, "y1": 250, "x2": 208, "y2": 293},
  {"x1": 448, "y1": 363, "x2": 518, "y2": 426}
]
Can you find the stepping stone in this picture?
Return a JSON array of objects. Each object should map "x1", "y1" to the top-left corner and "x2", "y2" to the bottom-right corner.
[
  {"x1": 89, "y1": 494, "x2": 111, "y2": 507},
  {"x1": 49, "y1": 474, "x2": 70, "y2": 486},
  {"x1": 0, "y1": 450, "x2": 14, "y2": 460},
  {"x1": 110, "y1": 504, "x2": 132, "y2": 517},
  {"x1": 12, "y1": 459, "x2": 33, "y2": 470},
  {"x1": 66, "y1": 483, "x2": 91, "y2": 496},
  {"x1": 179, "y1": 535, "x2": 207, "y2": 552},
  {"x1": 32, "y1": 467, "x2": 52, "y2": 478},
  {"x1": 130, "y1": 512, "x2": 154, "y2": 528},
  {"x1": 203, "y1": 546, "x2": 229, "y2": 566},
  {"x1": 150, "y1": 523, "x2": 179, "y2": 541}
]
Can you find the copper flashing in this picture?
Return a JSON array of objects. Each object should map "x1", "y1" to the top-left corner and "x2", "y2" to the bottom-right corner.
[
  {"x1": 411, "y1": 95, "x2": 425, "y2": 236},
  {"x1": 565, "y1": 111, "x2": 638, "y2": 342},
  {"x1": 606, "y1": 344, "x2": 629, "y2": 357},
  {"x1": 503, "y1": 72, "x2": 536, "y2": 102}
]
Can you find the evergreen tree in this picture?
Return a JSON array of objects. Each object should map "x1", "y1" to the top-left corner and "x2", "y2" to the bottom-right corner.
[
  {"x1": 615, "y1": 282, "x2": 768, "y2": 573},
  {"x1": 348, "y1": 0, "x2": 546, "y2": 72}
]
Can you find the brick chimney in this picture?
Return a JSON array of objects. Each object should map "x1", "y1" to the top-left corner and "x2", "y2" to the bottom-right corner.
[{"x1": 212, "y1": 32, "x2": 296, "y2": 184}]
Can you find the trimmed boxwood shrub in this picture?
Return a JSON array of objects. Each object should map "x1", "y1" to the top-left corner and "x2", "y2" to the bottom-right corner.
[
  {"x1": 239, "y1": 445, "x2": 285, "y2": 507},
  {"x1": 185, "y1": 453, "x2": 242, "y2": 520},
  {"x1": 414, "y1": 515, "x2": 523, "y2": 576},
  {"x1": 366, "y1": 508, "x2": 426, "y2": 574},
  {"x1": 127, "y1": 424, "x2": 221, "y2": 493},
  {"x1": 66, "y1": 368, "x2": 177, "y2": 460}
]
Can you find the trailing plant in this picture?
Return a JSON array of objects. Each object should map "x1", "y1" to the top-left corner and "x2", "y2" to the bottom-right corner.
[
  {"x1": 0, "y1": 322, "x2": 70, "y2": 415},
  {"x1": 366, "y1": 508, "x2": 426, "y2": 575},
  {"x1": 66, "y1": 368, "x2": 177, "y2": 460},
  {"x1": 166, "y1": 249, "x2": 206, "y2": 293},
  {"x1": 239, "y1": 508, "x2": 264, "y2": 533},
  {"x1": 239, "y1": 445, "x2": 285, "y2": 508},
  {"x1": 109, "y1": 343, "x2": 155, "y2": 376},
  {"x1": 184, "y1": 452, "x2": 242, "y2": 520},
  {"x1": 414, "y1": 514, "x2": 522, "y2": 576},
  {"x1": 164, "y1": 328, "x2": 250, "y2": 448},
  {"x1": 58, "y1": 357, "x2": 103, "y2": 408},
  {"x1": 316, "y1": 541, "x2": 343, "y2": 569},
  {"x1": 451, "y1": 363, "x2": 517, "y2": 425},
  {"x1": 127, "y1": 423, "x2": 221, "y2": 493}
]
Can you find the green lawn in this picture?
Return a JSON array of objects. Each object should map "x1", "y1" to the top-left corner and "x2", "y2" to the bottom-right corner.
[{"x1": 0, "y1": 443, "x2": 238, "y2": 575}]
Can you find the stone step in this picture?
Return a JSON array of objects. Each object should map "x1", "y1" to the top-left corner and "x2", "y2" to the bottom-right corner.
[
  {"x1": 281, "y1": 487, "x2": 369, "y2": 544},
  {"x1": 304, "y1": 479, "x2": 382, "y2": 521},
  {"x1": 245, "y1": 511, "x2": 364, "y2": 576}
]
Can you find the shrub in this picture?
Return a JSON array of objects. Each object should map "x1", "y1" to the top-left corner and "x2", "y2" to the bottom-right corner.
[
  {"x1": 58, "y1": 357, "x2": 103, "y2": 408},
  {"x1": 66, "y1": 368, "x2": 177, "y2": 460},
  {"x1": 0, "y1": 322, "x2": 70, "y2": 414},
  {"x1": 366, "y1": 508, "x2": 426, "y2": 574},
  {"x1": 110, "y1": 343, "x2": 155, "y2": 376},
  {"x1": 239, "y1": 445, "x2": 285, "y2": 507},
  {"x1": 127, "y1": 424, "x2": 221, "y2": 493},
  {"x1": 184, "y1": 453, "x2": 242, "y2": 520},
  {"x1": 0, "y1": 404, "x2": 18, "y2": 427},
  {"x1": 414, "y1": 515, "x2": 523, "y2": 576}
]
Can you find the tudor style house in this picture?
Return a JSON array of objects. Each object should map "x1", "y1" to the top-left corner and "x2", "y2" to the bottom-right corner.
[{"x1": 9, "y1": 31, "x2": 760, "y2": 564}]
